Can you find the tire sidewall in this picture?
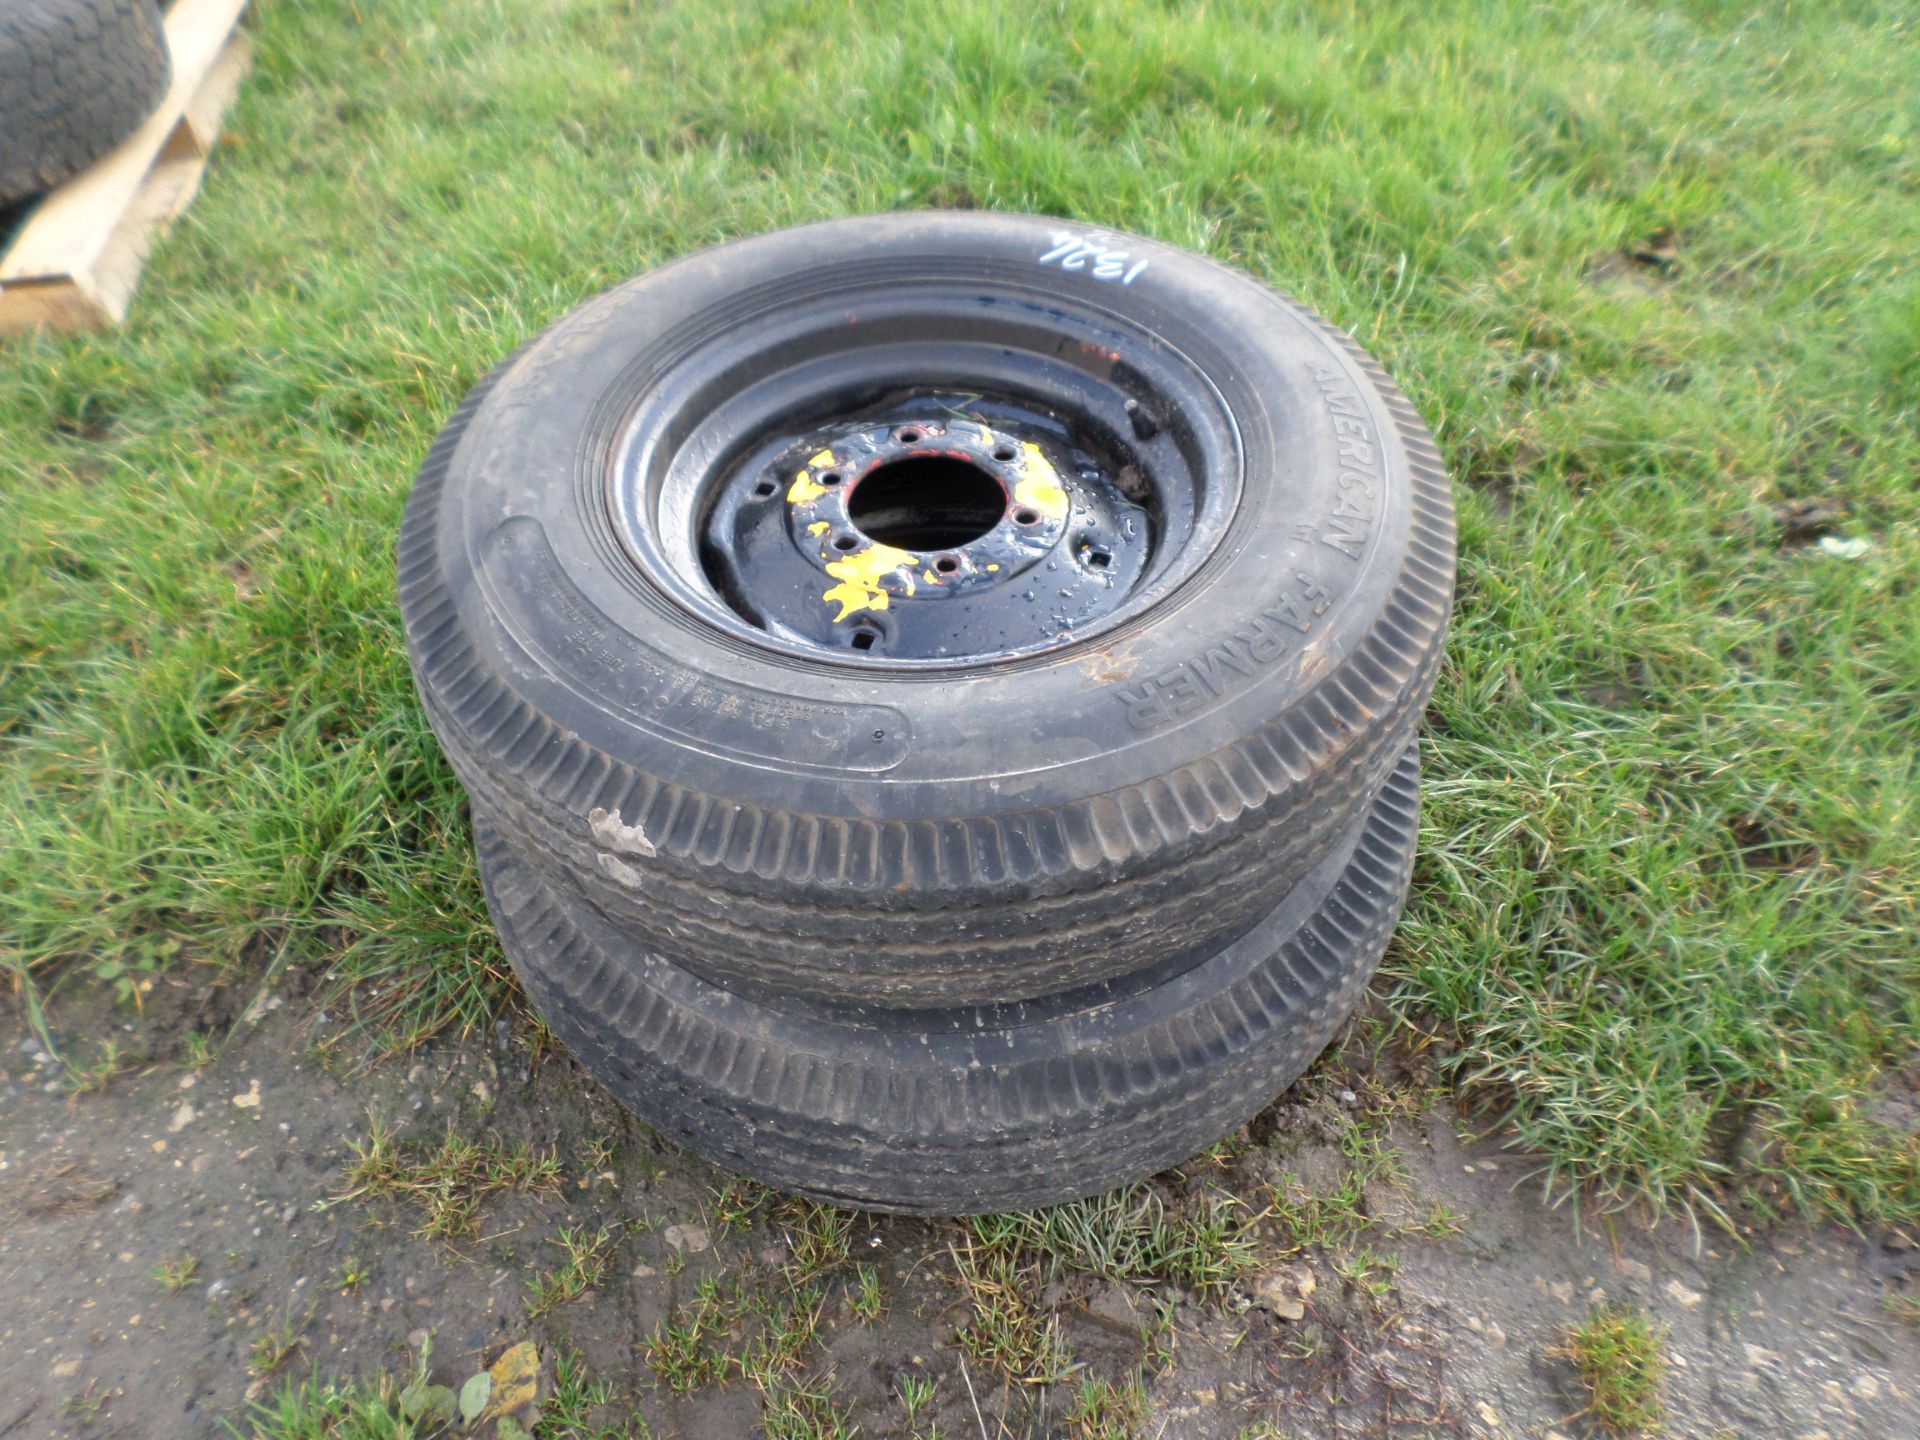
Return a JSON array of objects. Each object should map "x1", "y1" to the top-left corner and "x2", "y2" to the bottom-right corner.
[{"x1": 434, "y1": 212, "x2": 1422, "y2": 820}]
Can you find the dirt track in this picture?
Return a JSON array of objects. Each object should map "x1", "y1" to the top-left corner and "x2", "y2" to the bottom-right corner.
[{"x1": 5, "y1": 976, "x2": 1918, "y2": 1438}]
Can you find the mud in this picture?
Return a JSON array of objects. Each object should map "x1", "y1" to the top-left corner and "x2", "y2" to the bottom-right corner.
[{"x1": 3, "y1": 976, "x2": 1918, "y2": 1439}]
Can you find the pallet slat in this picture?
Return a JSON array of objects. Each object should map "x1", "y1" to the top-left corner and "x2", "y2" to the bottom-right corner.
[{"x1": 0, "y1": 0, "x2": 252, "y2": 335}]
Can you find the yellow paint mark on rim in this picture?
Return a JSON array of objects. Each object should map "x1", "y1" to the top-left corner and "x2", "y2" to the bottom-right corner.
[
  {"x1": 807, "y1": 520, "x2": 829, "y2": 536},
  {"x1": 823, "y1": 542, "x2": 916, "y2": 622},
  {"x1": 788, "y1": 471, "x2": 827, "y2": 504},
  {"x1": 1014, "y1": 441, "x2": 1069, "y2": 518},
  {"x1": 808, "y1": 449, "x2": 837, "y2": 469}
]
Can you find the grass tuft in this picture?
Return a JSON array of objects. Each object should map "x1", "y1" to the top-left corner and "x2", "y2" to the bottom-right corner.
[
  {"x1": 974, "y1": 1184, "x2": 1263, "y2": 1295},
  {"x1": 1556, "y1": 1304, "x2": 1666, "y2": 1434},
  {"x1": 1064, "y1": 1369, "x2": 1150, "y2": 1440},
  {"x1": 151, "y1": 1254, "x2": 201, "y2": 1293},
  {"x1": 330, "y1": 1115, "x2": 562, "y2": 1241},
  {"x1": 526, "y1": 1225, "x2": 624, "y2": 1318}
]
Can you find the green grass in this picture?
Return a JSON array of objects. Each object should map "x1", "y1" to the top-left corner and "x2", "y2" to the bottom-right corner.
[
  {"x1": 1557, "y1": 1305, "x2": 1666, "y2": 1434},
  {"x1": 233, "y1": 1341, "x2": 647, "y2": 1440},
  {"x1": 151, "y1": 1253, "x2": 201, "y2": 1293},
  {"x1": 3, "y1": 0, "x2": 1918, "y2": 1224},
  {"x1": 971, "y1": 1184, "x2": 1263, "y2": 1295},
  {"x1": 328, "y1": 1115, "x2": 563, "y2": 1239},
  {"x1": 525, "y1": 1225, "x2": 625, "y2": 1318},
  {"x1": 1064, "y1": 1370, "x2": 1150, "y2": 1440}
]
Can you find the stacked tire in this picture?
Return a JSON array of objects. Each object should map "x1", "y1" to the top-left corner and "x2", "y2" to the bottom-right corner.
[
  {"x1": 398, "y1": 213, "x2": 1454, "y2": 1214},
  {"x1": 0, "y1": 0, "x2": 172, "y2": 206}
]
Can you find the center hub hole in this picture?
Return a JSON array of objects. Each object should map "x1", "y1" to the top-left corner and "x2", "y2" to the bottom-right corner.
[{"x1": 846, "y1": 456, "x2": 1007, "y2": 551}]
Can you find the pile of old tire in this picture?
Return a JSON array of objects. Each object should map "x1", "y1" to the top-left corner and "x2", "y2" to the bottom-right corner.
[
  {"x1": 0, "y1": 0, "x2": 172, "y2": 206},
  {"x1": 398, "y1": 213, "x2": 1454, "y2": 1215}
]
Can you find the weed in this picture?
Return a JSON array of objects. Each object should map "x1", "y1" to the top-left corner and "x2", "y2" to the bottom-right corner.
[
  {"x1": 741, "y1": 1284, "x2": 827, "y2": 1382},
  {"x1": 896, "y1": 1371, "x2": 936, "y2": 1424},
  {"x1": 1269, "y1": 1126, "x2": 1413, "y2": 1253},
  {"x1": 248, "y1": 1319, "x2": 302, "y2": 1377},
  {"x1": 151, "y1": 1254, "x2": 200, "y2": 1293},
  {"x1": 59, "y1": 1383, "x2": 105, "y2": 1423},
  {"x1": 851, "y1": 1264, "x2": 883, "y2": 1322},
  {"x1": 644, "y1": 1275, "x2": 736, "y2": 1394},
  {"x1": 183, "y1": 1030, "x2": 216, "y2": 1070},
  {"x1": 330, "y1": 1115, "x2": 561, "y2": 1241},
  {"x1": 64, "y1": 1040, "x2": 122, "y2": 1095},
  {"x1": 1882, "y1": 1292, "x2": 1920, "y2": 1329},
  {"x1": 1064, "y1": 1369, "x2": 1149, "y2": 1439},
  {"x1": 778, "y1": 1200, "x2": 854, "y2": 1288},
  {"x1": 334, "y1": 1256, "x2": 372, "y2": 1293},
  {"x1": 542, "y1": 1342, "x2": 650, "y2": 1439},
  {"x1": 948, "y1": 1234, "x2": 1068, "y2": 1384},
  {"x1": 1334, "y1": 1246, "x2": 1398, "y2": 1299},
  {"x1": 1556, "y1": 1305, "x2": 1666, "y2": 1434},
  {"x1": 578, "y1": 1134, "x2": 617, "y2": 1183},
  {"x1": 974, "y1": 1184, "x2": 1263, "y2": 1296},
  {"x1": 527, "y1": 1225, "x2": 623, "y2": 1318},
  {"x1": 233, "y1": 1375, "x2": 408, "y2": 1438},
  {"x1": 760, "y1": 1374, "x2": 855, "y2": 1440},
  {"x1": 950, "y1": 1184, "x2": 1262, "y2": 1383},
  {"x1": 713, "y1": 1174, "x2": 778, "y2": 1234},
  {"x1": 1138, "y1": 1292, "x2": 1177, "y2": 1373},
  {"x1": 94, "y1": 935, "x2": 173, "y2": 1009}
]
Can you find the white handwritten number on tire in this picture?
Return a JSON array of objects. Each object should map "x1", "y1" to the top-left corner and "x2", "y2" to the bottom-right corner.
[{"x1": 1038, "y1": 231, "x2": 1149, "y2": 285}]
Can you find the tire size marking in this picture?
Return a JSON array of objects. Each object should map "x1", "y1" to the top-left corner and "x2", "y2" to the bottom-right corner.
[
  {"x1": 1303, "y1": 365, "x2": 1377, "y2": 562},
  {"x1": 1037, "y1": 230, "x2": 1149, "y2": 285},
  {"x1": 1115, "y1": 572, "x2": 1340, "y2": 731}
]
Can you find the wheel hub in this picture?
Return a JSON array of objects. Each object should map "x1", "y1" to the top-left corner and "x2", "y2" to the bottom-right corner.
[{"x1": 700, "y1": 400, "x2": 1151, "y2": 660}]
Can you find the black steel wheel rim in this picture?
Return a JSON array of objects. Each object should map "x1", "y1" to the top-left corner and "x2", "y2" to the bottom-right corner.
[{"x1": 605, "y1": 276, "x2": 1244, "y2": 667}]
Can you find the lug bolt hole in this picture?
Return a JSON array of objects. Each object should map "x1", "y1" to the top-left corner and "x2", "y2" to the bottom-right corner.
[
  {"x1": 934, "y1": 555, "x2": 960, "y2": 574},
  {"x1": 832, "y1": 534, "x2": 859, "y2": 551},
  {"x1": 850, "y1": 629, "x2": 879, "y2": 651},
  {"x1": 753, "y1": 480, "x2": 777, "y2": 498},
  {"x1": 1087, "y1": 548, "x2": 1112, "y2": 569},
  {"x1": 896, "y1": 428, "x2": 922, "y2": 444},
  {"x1": 993, "y1": 445, "x2": 1017, "y2": 462},
  {"x1": 821, "y1": 472, "x2": 843, "y2": 486},
  {"x1": 1013, "y1": 508, "x2": 1041, "y2": 526}
]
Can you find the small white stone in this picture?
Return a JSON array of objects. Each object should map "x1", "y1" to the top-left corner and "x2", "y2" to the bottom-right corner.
[
  {"x1": 232, "y1": 1079, "x2": 262, "y2": 1110},
  {"x1": 168, "y1": 1103, "x2": 196, "y2": 1132},
  {"x1": 663, "y1": 1223, "x2": 711, "y2": 1254},
  {"x1": 1253, "y1": 1265, "x2": 1316, "y2": 1321},
  {"x1": 1665, "y1": 1278, "x2": 1704, "y2": 1309}
]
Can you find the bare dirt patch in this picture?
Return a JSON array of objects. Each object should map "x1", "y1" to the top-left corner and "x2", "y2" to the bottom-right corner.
[{"x1": 4, "y1": 981, "x2": 1919, "y2": 1438}]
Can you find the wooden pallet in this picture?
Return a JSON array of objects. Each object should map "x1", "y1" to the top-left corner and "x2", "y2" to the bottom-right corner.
[{"x1": 0, "y1": 0, "x2": 252, "y2": 335}]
